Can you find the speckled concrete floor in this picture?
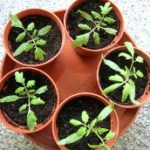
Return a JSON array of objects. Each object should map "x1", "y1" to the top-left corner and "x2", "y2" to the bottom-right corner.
[{"x1": 0, "y1": 0, "x2": 150, "y2": 150}]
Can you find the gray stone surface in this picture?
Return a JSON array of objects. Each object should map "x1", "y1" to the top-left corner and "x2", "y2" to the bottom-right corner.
[{"x1": 0, "y1": 0, "x2": 150, "y2": 150}]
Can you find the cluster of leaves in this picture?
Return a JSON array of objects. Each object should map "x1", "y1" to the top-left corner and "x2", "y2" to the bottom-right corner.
[
  {"x1": 103, "y1": 42, "x2": 144, "y2": 105},
  {"x1": 58, "y1": 103, "x2": 115, "y2": 150},
  {"x1": 10, "y1": 14, "x2": 52, "y2": 61},
  {"x1": 73, "y1": 2, "x2": 117, "y2": 48},
  {"x1": 0, "y1": 71, "x2": 48, "y2": 131}
]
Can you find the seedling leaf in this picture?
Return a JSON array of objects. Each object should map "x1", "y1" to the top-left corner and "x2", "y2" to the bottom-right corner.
[
  {"x1": 34, "y1": 47, "x2": 46, "y2": 61},
  {"x1": 69, "y1": 119, "x2": 82, "y2": 126},
  {"x1": 27, "y1": 22, "x2": 35, "y2": 31},
  {"x1": 27, "y1": 80, "x2": 35, "y2": 88},
  {"x1": 135, "y1": 56, "x2": 143, "y2": 63},
  {"x1": 91, "y1": 11, "x2": 101, "y2": 19},
  {"x1": 31, "y1": 98, "x2": 45, "y2": 105},
  {"x1": 16, "y1": 32, "x2": 26, "y2": 42},
  {"x1": 105, "y1": 130, "x2": 115, "y2": 141},
  {"x1": 78, "y1": 24, "x2": 91, "y2": 30},
  {"x1": 15, "y1": 71, "x2": 25, "y2": 84},
  {"x1": 9, "y1": 14, "x2": 24, "y2": 29},
  {"x1": 38, "y1": 25, "x2": 52, "y2": 36},
  {"x1": 97, "y1": 127, "x2": 109, "y2": 135},
  {"x1": 136, "y1": 70, "x2": 144, "y2": 78},
  {"x1": 104, "y1": 27, "x2": 117, "y2": 35},
  {"x1": 27, "y1": 110, "x2": 37, "y2": 131},
  {"x1": 19, "y1": 104, "x2": 28, "y2": 112},
  {"x1": 118, "y1": 52, "x2": 132, "y2": 60},
  {"x1": 77, "y1": 10, "x2": 93, "y2": 21},
  {"x1": 104, "y1": 17, "x2": 115, "y2": 24},
  {"x1": 93, "y1": 32, "x2": 100, "y2": 44},
  {"x1": 109, "y1": 74, "x2": 124, "y2": 82},
  {"x1": 36, "y1": 86, "x2": 48, "y2": 94},
  {"x1": 121, "y1": 83, "x2": 130, "y2": 102},
  {"x1": 0, "y1": 95, "x2": 21, "y2": 103},
  {"x1": 124, "y1": 41, "x2": 134, "y2": 56},
  {"x1": 36, "y1": 39, "x2": 46, "y2": 46},
  {"x1": 97, "y1": 103, "x2": 114, "y2": 121},
  {"x1": 81, "y1": 111, "x2": 89, "y2": 123},
  {"x1": 13, "y1": 42, "x2": 33, "y2": 57}
]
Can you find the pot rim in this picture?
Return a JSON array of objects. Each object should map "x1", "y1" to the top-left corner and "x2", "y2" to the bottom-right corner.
[
  {"x1": 3, "y1": 8, "x2": 65, "y2": 67},
  {"x1": 0, "y1": 67, "x2": 60, "y2": 134},
  {"x1": 64, "y1": 0, "x2": 125, "y2": 52},
  {"x1": 52, "y1": 92, "x2": 119, "y2": 150}
]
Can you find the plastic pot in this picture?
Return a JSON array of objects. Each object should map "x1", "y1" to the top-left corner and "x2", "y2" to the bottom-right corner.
[
  {"x1": 52, "y1": 92, "x2": 119, "y2": 150},
  {"x1": 97, "y1": 46, "x2": 150, "y2": 108},
  {"x1": 0, "y1": 67, "x2": 59, "y2": 134},
  {"x1": 3, "y1": 8, "x2": 65, "y2": 67},
  {"x1": 64, "y1": 0, "x2": 124, "y2": 57}
]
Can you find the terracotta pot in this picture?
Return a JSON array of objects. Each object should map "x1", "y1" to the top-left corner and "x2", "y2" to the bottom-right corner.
[
  {"x1": 0, "y1": 67, "x2": 59, "y2": 134},
  {"x1": 52, "y1": 92, "x2": 119, "y2": 150},
  {"x1": 64, "y1": 0, "x2": 124, "y2": 57},
  {"x1": 3, "y1": 8, "x2": 65, "y2": 67},
  {"x1": 97, "y1": 46, "x2": 150, "y2": 108}
]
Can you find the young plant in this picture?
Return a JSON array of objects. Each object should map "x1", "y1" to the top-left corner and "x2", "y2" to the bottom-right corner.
[
  {"x1": 9, "y1": 14, "x2": 52, "y2": 61},
  {"x1": 58, "y1": 103, "x2": 115, "y2": 150},
  {"x1": 103, "y1": 41, "x2": 144, "y2": 105},
  {"x1": 73, "y1": 2, "x2": 117, "y2": 48},
  {"x1": 0, "y1": 71, "x2": 48, "y2": 131}
]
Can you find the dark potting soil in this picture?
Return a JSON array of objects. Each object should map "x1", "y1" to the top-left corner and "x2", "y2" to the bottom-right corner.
[
  {"x1": 99, "y1": 49, "x2": 148, "y2": 105},
  {"x1": 0, "y1": 71, "x2": 57, "y2": 128},
  {"x1": 67, "y1": 0, "x2": 120, "y2": 49},
  {"x1": 9, "y1": 15, "x2": 62, "y2": 64},
  {"x1": 57, "y1": 97, "x2": 110, "y2": 150}
]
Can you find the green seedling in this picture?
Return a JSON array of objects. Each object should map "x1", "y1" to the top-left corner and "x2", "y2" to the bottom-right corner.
[
  {"x1": 0, "y1": 71, "x2": 48, "y2": 131},
  {"x1": 9, "y1": 14, "x2": 52, "y2": 61},
  {"x1": 103, "y1": 42, "x2": 144, "y2": 105},
  {"x1": 58, "y1": 103, "x2": 115, "y2": 150},
  {"x1": 73, "y1": 2, "x2": 117, "y2": 48}
]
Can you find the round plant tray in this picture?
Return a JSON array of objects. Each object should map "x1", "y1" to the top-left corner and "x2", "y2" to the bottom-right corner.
[{"x1": 0, "y1": 10, "x2": 140, "y2": 150}]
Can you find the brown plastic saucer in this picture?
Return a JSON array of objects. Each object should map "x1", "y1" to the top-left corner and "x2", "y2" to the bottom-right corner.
[{"x1": 0, "y1": 10, "x2": 140, "y2": 150}]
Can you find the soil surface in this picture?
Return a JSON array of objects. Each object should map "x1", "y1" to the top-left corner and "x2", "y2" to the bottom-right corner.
[
  {"x1": 99, "y1": 49, "x2": 148, "y2": 105},
  {"x1": 57, "y1": 96, "x2": 110, "y2": 150},
  {"x1": 0, "y1": 71, "x2": 57, "y2": 128},
  {"x1": 67, "y1": 0, "x2": 120, "y2": 49},
  {"x1": 9, "y1": 15, "x2": 62, "y2": 64}
]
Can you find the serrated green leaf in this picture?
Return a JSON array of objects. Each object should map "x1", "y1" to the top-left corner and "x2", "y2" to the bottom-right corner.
[
  {"x1": 36, "y1": 39, "x2": 46, "y2": 46},
  {"x1": 28, "y1": 89, "x2": 36, "y2": 94},
  {"x1": 31, "y1": 97, "x2": 45, "y2": 105},
  {"x1": 13, "y1": 42, "x2": 33, "y2": 57},
  {"x1": 73, "y1": 33, "x2": 90, "y2": 48},
  {"x1": 118, "y1": 52, "x2": 132, "y2": 60},
  {"x1": 104, "y1": 17, "x2": 115, "y2": 24},
  {"x1": 77, "y1": 10, "x2": 93, "y2": 21},
  {"x1": 90, "y1": 119, "x2": 97, "y2": 128},
  {"x1": 0, "y1": 95, "x2": 22, "y2": 103},
  {"x1": 15, "y1": 71, "x2": 25, "y2": 84},
  {"x1": 69, "y1": 119, "x2": 82, "y2": 126},
  {"x1": 97, "y1": 127, "x2": 109, "y2": 135},
  {"x1": 88, "y1": 143, "x2": 110, "y2": 150},
  {"x1": 27, "y1": 22, "x2": 35, "y2": 31},
  {"x1": 103, "y1": 59, "x2": 123, "y2": 73},
  {"x1": 135, "y1": 56, "x2": 143, "y2": 63},
  {"x1": 93, "y1": 32, "x2": 100, "y2": 44},
  {"x1": 136, "y1": 70, "x2": 144, "y2": 78},
  {"x1": 100, "y1": 2, "x2": 112, "y2": 15},
  {"x1": 9, "y1": 14, "x2": 24, "y2": 29},
  {"x1": 27, "y1": 110, "x2": 37, "y2": 131},
  {"x1": 32, "y1": 29, "x2": 37, "y2": 37},
  {"x1": 78, "y1": 24, "x2": 91, "y2": 30},
  {"x1": 109, "y1": 74, "x2": 124, "y2": 82},
  {"x1": 81, "y1": 111, "x2": 89, "y2": 123},
  {"x1": 101, "y1": 22, "x2": 107, "y2": 27},
  {"x1": 124, "y1": 42, "x2": 134, "y2": 56},
  {"x1": 19, "y1": 104, "x2": 28, "y2": 112},
  {"x1": 36, "y1": 86, "x2": 48, "y2": 94},
  {"x1": 104, "y1": 27, "x2": 117, "y2": 35},
  {"x1": 58, "y1": 127, "x2": 86, "y2": 145},
  {"x1": 91, "y1": 11, "x2": 101, "y2": 19},
  {"x1": 97, "y1": 103, "x2": 114, "y2": 121},
  {"x1": 34, "y1": 47, "x2": 46, "y2": 61},
  {"x1": 103, "y1": 83, "x2": 122, "y2": 95},
  {"x1": 121, "y1": 83, "x2": 130, "y2": 102},
  {"x1": 16, "y1": 32, "x2": 26, "y2": 42},
  {"x1": 15, "y1": 87, "x2": 25, "y2": 94},
  {"x1": 128, "y1": 80, "x2": 140, "y2": 105},
  {"x1": 27, "y1": 80, "x2": 35, "y2": 88},
  {"x1": 77, "y1": 127, "x2": 87, "y2": 136},
  {"x1": 105, "y1": 130, "x2": 115, "y2": 141},
  {"x1": 38, "y1": 25, "x2": 51, "y2": 36}
]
